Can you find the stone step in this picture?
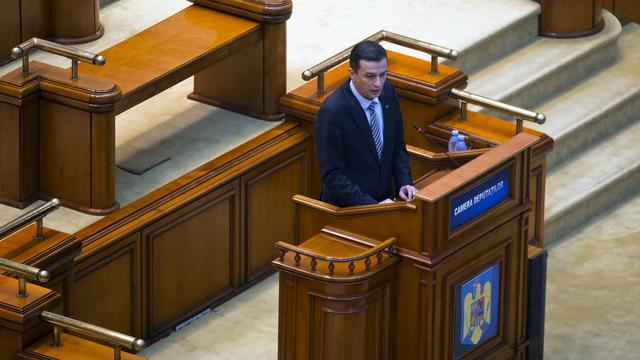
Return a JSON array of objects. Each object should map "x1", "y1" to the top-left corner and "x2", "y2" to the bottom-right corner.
[
  {"x1": 544, "y1": 116, "x2": 640, "y2": 244},
  {"x1": 544, "y1": 192, "x2": 640, "y2": 359},
  {"x1": 287, "y1": 0, "x2": 541, "y2": 90},
  {"x1": 530, "y1": 22, "x2": 640, "y2": 169},
  {"x1": 466, "y1": 10, "x2": 621, "y2": 113}
]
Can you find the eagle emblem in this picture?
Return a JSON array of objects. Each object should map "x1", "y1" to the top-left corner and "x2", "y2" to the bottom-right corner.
[
  {"x1": 462, "y1": 280, "x2": 492, "y2": 345},
  {"x1": 454, "y1": 262, "x2": 500, "y2": 358}
]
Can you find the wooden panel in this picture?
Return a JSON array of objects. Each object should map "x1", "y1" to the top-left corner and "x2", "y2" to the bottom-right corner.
[
  {"x1": 263, "y1": 23, "x2": 286, "y2": 117},
  {"x1": 243, "y1": 144, "x2": 310, "y2": 282},
  {"x1": 90, "y1": 111, "x2": 116, "y2": 210},
  {"x1": 529, "y1": 161, "x2": 546, "y2": 247},
  {"x1": 71, "y1": 233, "x2": 141, "y2": 336},
  {"x1": 40, "y1": 99, "x2": 91, "y2": 206},
  {"x1": 142, "y1": 181, "x2": 240, "y2": 338},
  {"x1": 310, "y1": 286, "x2": 390, "y2": 360},
  {"x1": 20, "y1": 0, "x2": 50, "y2": 41},
  {"x1": 50, "y1": 0, "x2": 99, "y2": 39},
  {"x1": 0, "y1": 103, "x2": 21, "y2": 201},
  {"x1": 0, "y1": 0, "x2": 21, "y2": 65},
  {"x1": 20, "y1": 99, "x2": 40, "y2": 202},
  {"x1": 0, "y1": 98, "x2": 39, "y2": 206},
  {"x1": 604, "y1": 0, "x2": 640, "y2": 24},
  {"x1": 277, "y1": 263, "x2": 396, "y2": 360},
  {"x1": 437, "y1": 221, "x2": 523, "y2": 359},
  {"x1": 0, "y1": 327, "x2": 22, "y2": 360},
  {"x1": 191, "y1": 39, "x2": 265, "y2": 118}
]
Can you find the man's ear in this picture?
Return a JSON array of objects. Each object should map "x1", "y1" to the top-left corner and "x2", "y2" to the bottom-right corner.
[{"x1": 348, "y1": 67, "x2": 356, "y2": 80}]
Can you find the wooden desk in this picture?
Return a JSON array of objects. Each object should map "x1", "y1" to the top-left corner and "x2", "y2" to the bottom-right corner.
[
  {"x1": 0, "y1": 1, "x2": 291, "y2": 214},
  {"x1": 274, "y1": 133, "x2": 548, "y2": 359}
]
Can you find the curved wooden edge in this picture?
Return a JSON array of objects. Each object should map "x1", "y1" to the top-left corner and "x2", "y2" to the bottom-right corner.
[
  {"x1": 36, "y1": 193, "x2": 120, "y2": 216},
  {"x1": 49, "y1": 24, "x2": 106, "y2": 45},
  {"x1": 275, "y1": 233, "x2": 397, "y2": 263},
  {"x1": 292, "y1": 194, "x2": 417, "y2": 216},
  {"x1": 0, "y1": 61, "x2": 121, "y2": 106},
  {"x1": 189, "y1": 0, "x2": 292, "y2": 23},
  {"x1": 541, "y1": 18, "x2": 605, "y2": 39},
  {"x1": 407, "y1": 144, "x2": 487, "y2": 162},
  {"x1": 416, "y1": 132, "x2": 540, "y2": 202}
]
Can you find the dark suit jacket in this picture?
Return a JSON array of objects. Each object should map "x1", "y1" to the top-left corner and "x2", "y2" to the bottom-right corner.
[{"x1": 314, "y1": 80, "x2": 412, "y2": 207}]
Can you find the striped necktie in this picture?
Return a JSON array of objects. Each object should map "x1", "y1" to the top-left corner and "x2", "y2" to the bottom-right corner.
[{"x1": 367, "y1": 101, "x2": 383, "y2": 159}]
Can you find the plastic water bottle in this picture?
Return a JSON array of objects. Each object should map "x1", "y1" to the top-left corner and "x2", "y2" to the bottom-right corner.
[
  {"x1": 448, "y1": 129, "x2": 459, "y2": 152},
  {"x1": 454, "y1": 134, "x2": 468, "y2": 152}
]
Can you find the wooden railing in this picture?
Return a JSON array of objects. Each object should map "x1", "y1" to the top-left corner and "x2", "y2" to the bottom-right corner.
[
  {"x1": 451, "y1": 88, "x2": 546, "y2": 134},
  {"x1": 302, "y1": 30, "x2": 460, "y2": 95},
  {"x1": 0, "y1": 258, "x2": 50, "y2": 297},
  {"x1": 0, "y1": 199, "x2": 60, "y2": 241},
  {"x1": 275, "y1": 226, "x2": 397, "y2": 276},
  {"x1": 11, "y1": 38, "x2": 105, "y2": 80},
  {"x1": 40, "y1": 311, "x2": 145, "y2": 360}
]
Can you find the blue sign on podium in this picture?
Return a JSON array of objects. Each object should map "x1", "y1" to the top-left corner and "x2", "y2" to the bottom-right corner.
[{"x1": 450, "y1": 168, "x2": 510, "y2": 231}]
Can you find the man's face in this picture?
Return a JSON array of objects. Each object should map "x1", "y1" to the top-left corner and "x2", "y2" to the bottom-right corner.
[{"x1": 349, "y1": 58, "x2": 387, "y2": 100}]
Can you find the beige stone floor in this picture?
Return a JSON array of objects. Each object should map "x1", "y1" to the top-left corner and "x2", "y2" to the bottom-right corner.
[{"x1": 544, "y1": 193, "x2": 640, "y2": 360}]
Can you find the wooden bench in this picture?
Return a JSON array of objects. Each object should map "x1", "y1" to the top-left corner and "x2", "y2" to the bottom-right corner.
[{"x1": 0, "y1": 0, "x2": 291, "y2": 214}]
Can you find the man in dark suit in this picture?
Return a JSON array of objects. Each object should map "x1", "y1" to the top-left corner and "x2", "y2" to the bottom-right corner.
[{"x1": 315, "y1": 40, "x2": 417, "y2": 207}]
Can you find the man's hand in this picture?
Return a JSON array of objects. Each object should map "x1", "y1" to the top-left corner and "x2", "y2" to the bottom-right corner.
[
  {"x1": 398, "y1": 185, "x2": 418, "y2": 201},
  {"x1": 379, "y1": 198, "x2": 394, "y2": 204}
]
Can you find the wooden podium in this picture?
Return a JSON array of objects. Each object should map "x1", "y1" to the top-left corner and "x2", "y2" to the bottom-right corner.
[{"x1": 273, "y1": 133, "x2": 546, "y2": 359}]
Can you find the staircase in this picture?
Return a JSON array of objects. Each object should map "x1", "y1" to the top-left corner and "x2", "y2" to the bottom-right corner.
[{"x1": 464, "y1": 11, "x2": 640, "y2": 244}]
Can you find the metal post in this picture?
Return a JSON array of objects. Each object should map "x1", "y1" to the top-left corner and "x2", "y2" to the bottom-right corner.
[
  {"x1": 459, "y1": 100, "x2": 468, "y2": 121},
  {"x1": 22, "y1": 53, "x2": 30, "y2": 75},
  {"x1": 71, "y1": 59, "x2": 79, "y2": 80},
  {"x1": 52, "y1": 326, "x2": 62, "y2": 347},
  {"x1": 430, "y1": 55, "x2": 438, "y2": 75},
  {"x1": 114, "y1": 345, "x2": 122, "y2": 360},
  {"x1": 17, "y1": 277, "x2": 28, "y2": 298},
  {"x1": 34, "y1": 219, "x2": 45, "y2": 240},
  {"x1": 317, "y1": 72, "x2": 325, "y2": 96},
  {"x1": 516, "y1": 117, "x2": 524, "y2": 134}
]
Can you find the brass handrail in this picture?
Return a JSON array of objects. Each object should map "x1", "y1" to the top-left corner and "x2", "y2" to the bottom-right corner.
[
  {"x1": 11, "y1": 38, "x2": 106, "y2": 80},
  {"x1": 0, "y1": 258, "x2": 50, "y2": 298},
  {"x1": 276, "y1": 227, "x2": 397, "y2": 275},
  {"x1": 0, "y1": 199, "x2": 60, "y2": 241},
  {"x1": 301, "y1": 30, "x2": 460, "y2": 95},
  {"x1": 40, "y1": 311, "x2": 145, "y2": 360},
  {"x1": 451, "y1": 88, "x2": 546, "y2": 134}
]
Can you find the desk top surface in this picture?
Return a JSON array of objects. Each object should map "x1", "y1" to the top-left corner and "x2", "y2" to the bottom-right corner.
[{"x1": 77, "y1": 5, "x2": 260, "y2": 96}]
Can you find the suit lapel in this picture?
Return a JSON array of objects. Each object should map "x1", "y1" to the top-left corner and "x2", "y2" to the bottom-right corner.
[{"x1": 343, "y1": 84, "x2": 381, "y2": 161}]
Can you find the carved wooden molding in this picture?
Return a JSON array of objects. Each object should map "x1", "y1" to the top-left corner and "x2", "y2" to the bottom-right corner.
[
  {"x1": 189, "y1": 0, "x2": 293, "y2": 23},
  {"x1": 0, "y1": 61, "x2": 121, "y2": 111}
]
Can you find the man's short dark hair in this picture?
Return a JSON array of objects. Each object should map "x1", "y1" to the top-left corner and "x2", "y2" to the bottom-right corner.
[{"x1": 349, "y1": 40, "x2": 387, "y2": 73}]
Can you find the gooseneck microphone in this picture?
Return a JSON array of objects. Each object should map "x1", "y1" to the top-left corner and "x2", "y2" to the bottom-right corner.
[{"x1": 412, "y1": 123, "x2": 461, "y2": 169}]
